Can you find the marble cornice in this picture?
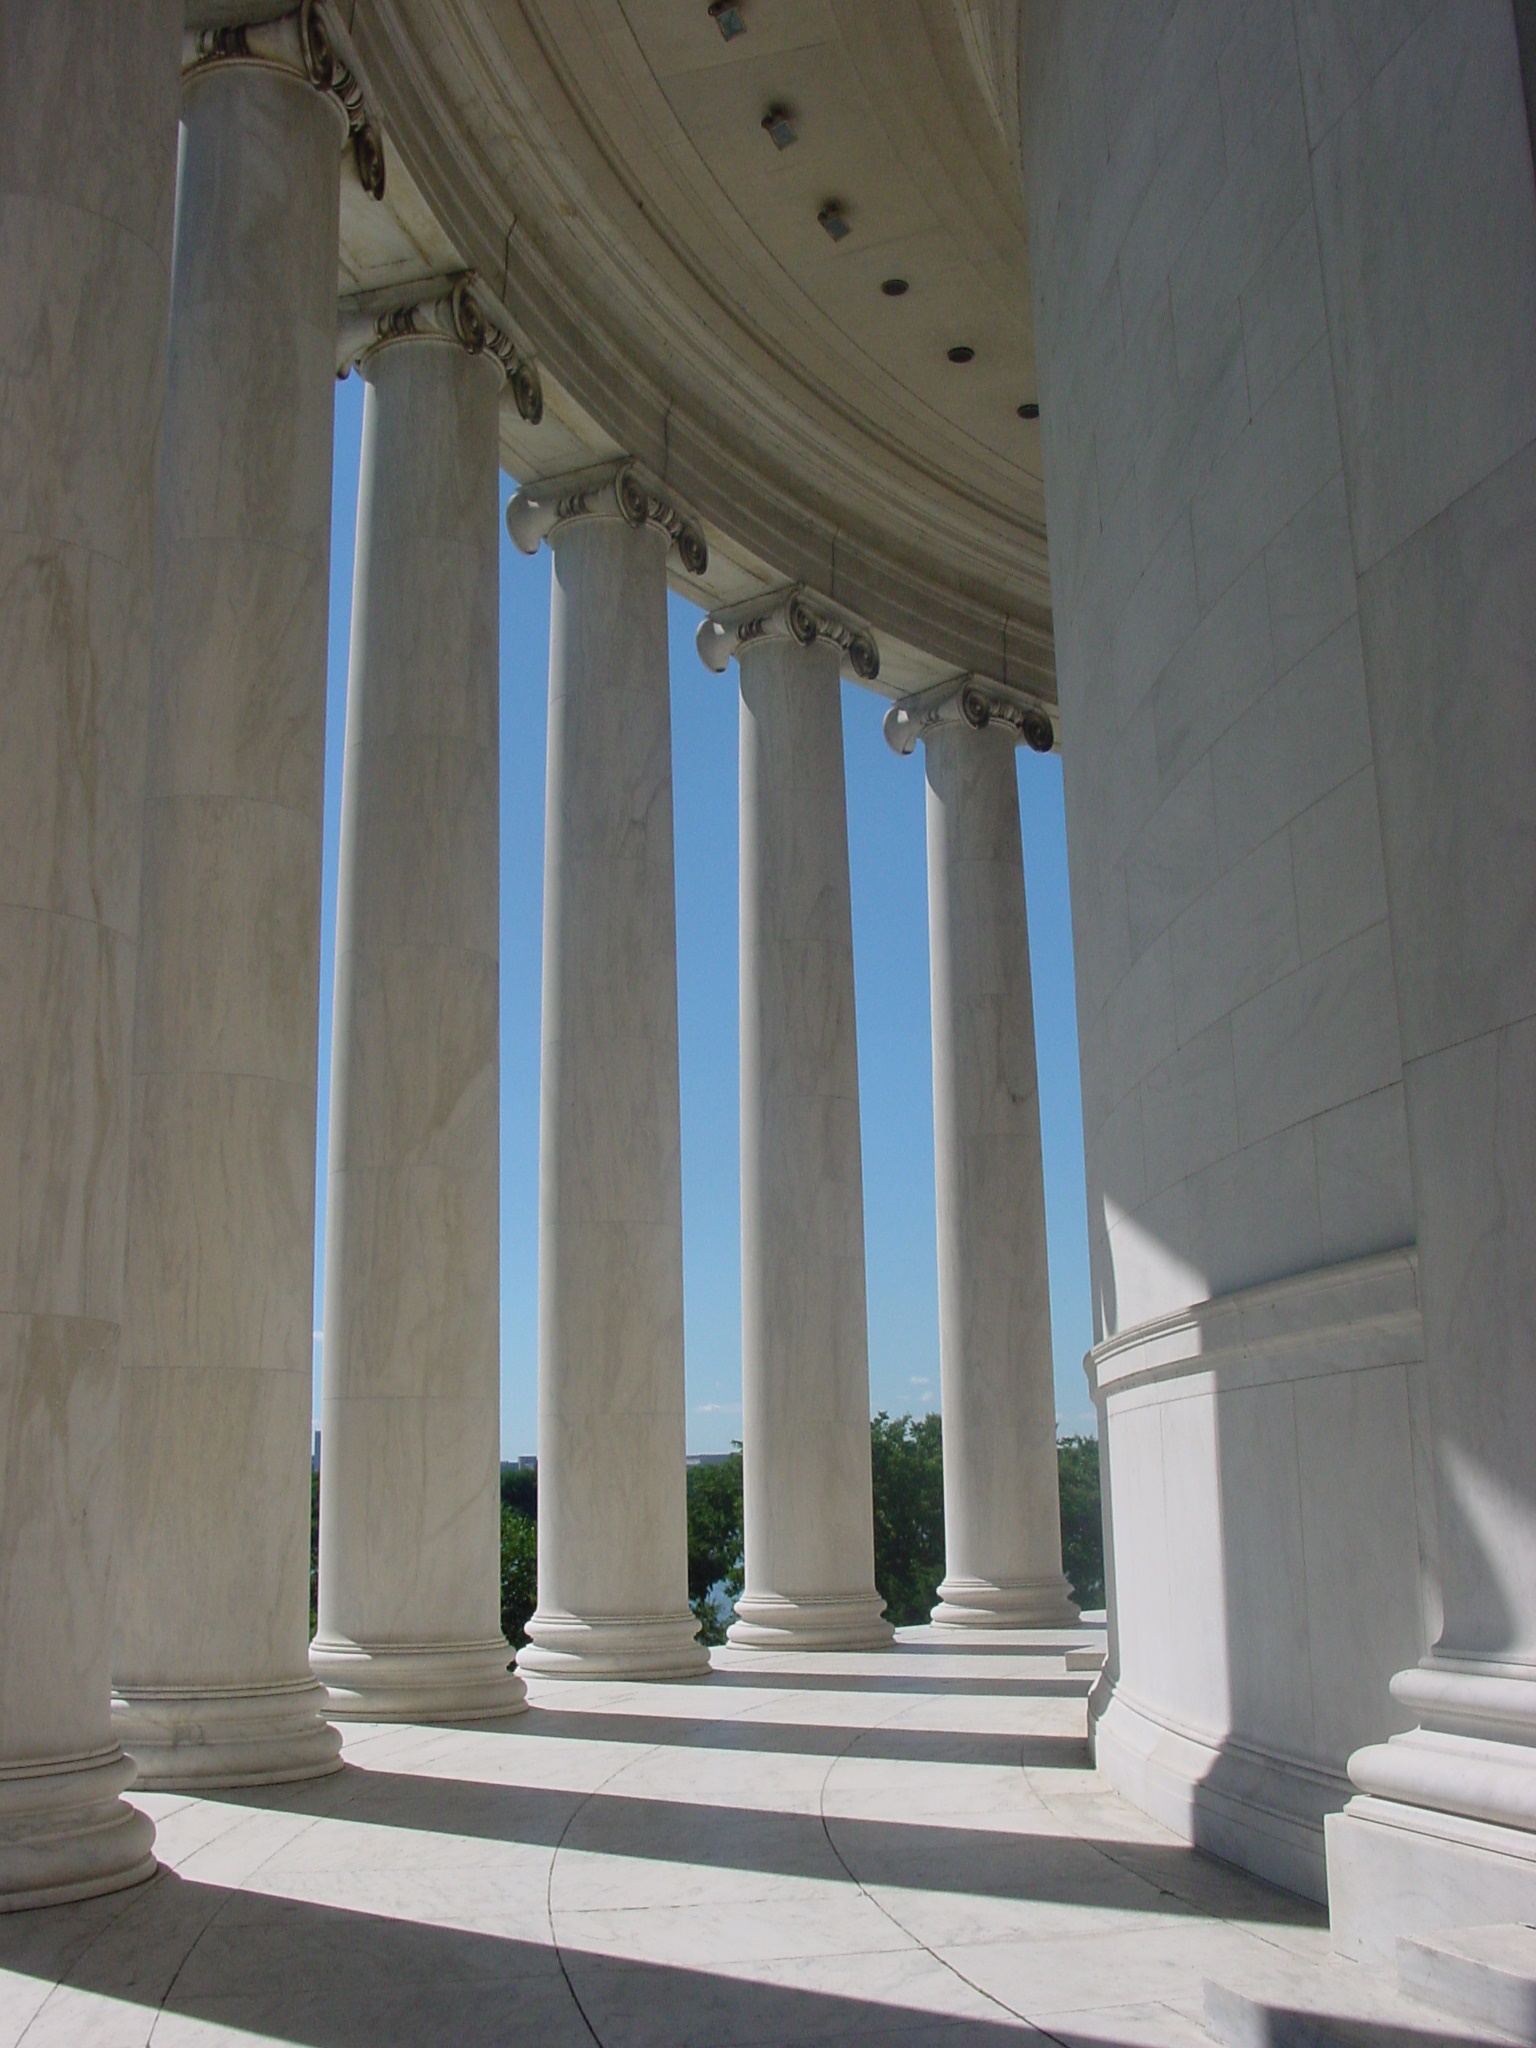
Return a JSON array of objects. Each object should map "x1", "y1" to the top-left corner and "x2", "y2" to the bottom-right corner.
[
  {"x1": 1085, "y1": 1246, "x2": 1421, "y2": 1403},
  {"x1": 505, "y1": 462, "x2": 708, "y2": 574},
  {"x1": 185, "y1": 1, "x2": 386, "y2": 199},
  {"x1": 336, "y1": 274, "x2": 543, "y2": 420},
  {"x1": 343, "y1": 0, "x2": 1058, "y2": 698},
  {"x1": 882, "y1": 674, "x2": 1055, "y2": 756},
  {"x1": 696, "y1": 587, "x2": 879, "y2": 685}
]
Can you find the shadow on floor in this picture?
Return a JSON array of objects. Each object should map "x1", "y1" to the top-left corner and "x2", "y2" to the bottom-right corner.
[
  {"x1": 504, "y1": 1706, "x2": 1088, "y2": 1770},
  {"x1": 0, "y1": 1871, "x2": 1028, "y2": 2047},
  {"x1": 0, "y1": 1873, "x2": 1473, "y2": 2048},
  {"x1": 700, "y1": 1668, "x2": 1092, "y2": 1698},
  {"x1": 188, "y1": 1766, "x2": 1318, "y2": 1930}
]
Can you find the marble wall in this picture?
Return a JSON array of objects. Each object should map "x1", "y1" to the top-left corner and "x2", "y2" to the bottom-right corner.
[
  {"x1": 1018, "y1": 0, "x2": 1440, "y2": 1896},
  {"x1": 1302, "y1": 3, "x2": 1536, "y2": 1954}
]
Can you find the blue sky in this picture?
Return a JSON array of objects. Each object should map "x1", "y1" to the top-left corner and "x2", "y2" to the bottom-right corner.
[{"x1": 315, "y1": 377, "x2": 1095, "y2": 1456}]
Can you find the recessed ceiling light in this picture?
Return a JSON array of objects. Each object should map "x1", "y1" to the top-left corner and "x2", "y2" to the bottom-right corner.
[
  {"x1": 880, "y1": 277, "x2": 909, "y2": 297},
  {"x1": 947, "y1": 345, "x2": 975, "y2": 364},
  {"x1": 762, "y1": 105, "x2": 797, "y2": 149},
  {"x1": 708, "y1": 0, "x2": 746, "y2": 39},
  {"x1": 1017, "y1": 401, "x2": 1040, "y2": 419},
  {"x1": 818, "y1": 202, "x2": 851, "y2": 242}
]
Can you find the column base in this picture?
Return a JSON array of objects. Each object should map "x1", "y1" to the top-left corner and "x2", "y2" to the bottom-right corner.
[
  {"x1": 929, "y1": 1573, "x2": 1081, "y2": 1629},
  {"x1": 0, "y1": 1747, "x2": 156, "y2": 1914},
  {"x1": 515, "y1": 1609, "x2": 708, "y2": 1681},
  {"x1": 113, "y1": 1677, "x2": 342, "y2": 1789},
  {"x1": 310, "y1": 1636, "x2": 526, "y2": 1721},
  {"x1": 1091, "y1": 1674, "x2": 1339, "y2": 1902},
  {"x1": 726, "y1": 1590, "x2": 894, "y2": 1652},
  {"x1": 1327, "y1": 1796, "x2": 1536, "y2": 1963},
  {"x1": 1328, "y1": 1660, "x2": 1536, "y2": 1960}
]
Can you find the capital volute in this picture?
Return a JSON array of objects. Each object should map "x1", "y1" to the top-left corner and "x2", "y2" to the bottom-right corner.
[
  {"x1": 184, "y1": 2, "x2": 386, "y2": 200},
  {"x1": 695, "y1": 586, "x2": 880, "y2": 685},
  {"x1": 336, "y1": 275, "x2": 544, "y2": 422},
  {"x1": 882, "y1": 676, "x2": 1055, "y2": 756},
  {"x1": 506, "y1": 462, "x2": 708, "y2": 575}
]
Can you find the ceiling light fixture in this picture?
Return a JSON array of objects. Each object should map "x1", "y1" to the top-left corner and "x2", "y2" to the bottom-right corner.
[
  {"x1": 1017, "y1": 401, "x2": 1040, "y2": 419},
  {"x1": 708, "y1": 1, "x2": 746, "y2": 40},
  {"x1": 880, "y1": 277, "x2": 909, "y2": 297},
  {"x1": 947, "y1": 344, "x2": 975, "y2": 363},
  {"x1": 818, "y1": 201, "x2": 851, "y2": 242},
  {"x1": 762, "y1": 105, "x2": 797, "y2": 149}
]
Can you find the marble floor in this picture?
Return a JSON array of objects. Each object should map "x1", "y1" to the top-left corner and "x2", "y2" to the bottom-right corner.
[{"x1": 0, "y1": 1632, "x2": 1510, "y2": 2047}]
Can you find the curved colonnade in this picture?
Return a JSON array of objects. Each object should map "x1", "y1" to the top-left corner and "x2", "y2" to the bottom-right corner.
[
  {"x1": 5, "y1": 0, "x2": 1536, "y2": 1974},
  {"x1": 0, "y1": 0, "x2": 1070, "y2": 1912}
]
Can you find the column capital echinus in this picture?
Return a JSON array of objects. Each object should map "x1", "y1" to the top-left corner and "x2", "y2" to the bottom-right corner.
[
  {"x1": 506, "y1": 462, "x2": 708, "y2": 574},
  {"x1": 696, "y1": 586, "x2": 880, "y2": 684},
  {"x1": 882, "y1": 674, "x2": 1055, "y2": 757},
  {"x1": 336, "y1": 274, "x2": 544, "y2": 423},
  {"x1": 183, "y1": 1, "x2": 386, "y2": 199}
]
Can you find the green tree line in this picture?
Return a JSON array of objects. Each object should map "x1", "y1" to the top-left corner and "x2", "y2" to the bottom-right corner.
[{"x1": 492, "y1": 1418, "x2": 1103, "y2": 1649}]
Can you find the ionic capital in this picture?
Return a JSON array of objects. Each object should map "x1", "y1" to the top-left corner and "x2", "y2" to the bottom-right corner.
[
  {"x1": 184, "y1": 2, "x2": 385, "y2": 199},
  {"x1": 695, "y1": 586, "x2": 880, "y2": 684},
  {"x1": 336, "y1": 275, "x2": 544, "y2": 422},
  {"x1": 882, "y1": 675, "x2": 1055, "y2": 756},
  {"x1": 506, "y1": 462, "x2": 708, "y2": 575}
]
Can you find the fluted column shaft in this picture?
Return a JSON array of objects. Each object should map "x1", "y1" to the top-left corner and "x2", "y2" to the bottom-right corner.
[
  {"x1": 702, "y1": 594, "x2": 890, "y2": 1651},
  {"x1": 112, "y1": 36, "x2": 358, "y2": 1786},
  {"x1": 0, "y1": 0, "x2": 181, "y2": 1911},
  {"x1": 508, "y1": 466, "x2": 707, "y2": 1680},
  {"x1": 309, "y1": 319, "x2": 523, "y2": 1721},
  {"x1": 920, "y1": 712, "x2": 1076, "y2": 1628}
]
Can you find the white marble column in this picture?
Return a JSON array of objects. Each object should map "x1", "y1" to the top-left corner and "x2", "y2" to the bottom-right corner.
[
  {"x1": 885, "y1": 679, "x2": 1077, "y2": 1629},
  {"x1": 0, "y1": 0, "x2": 181, "y2": 1912},
  {"x1": 697, "y1": 590, "x2": 892, "y2": 1651},
  {"x1": 505, "y1": 463, "x2": 708, "y2": 1680},
  {"x1": 112, "y1": 10, "x2": 382, "y2": 1787},
  {"x1": 309, "y1": 282, "x2": 540, "y2": 1721}
]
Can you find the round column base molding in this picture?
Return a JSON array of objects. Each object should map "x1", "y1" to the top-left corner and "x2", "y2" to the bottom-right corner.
[
  {"x1": 727, "y1": 1591, "x2": 894, "y2": 1652},
  {"x1": 1346, "y1": 1657, "x2": 1536, "y2": 1836},
  {"x1": 0, "y1": 1746, "x2": 156, "y2": 1914},
  {"x1": 112, "y1": 1678, "x2": 342, "y2": 1789},
  {"x1": 516, "y1": 1609, "x2": 708, "y2": 1681},
  {"x1": 930, "y1": 1574, "x2": 1081, "y2": 1630},
  {"x1": 310, "y1": 1636, "x2": 526, "y2": 1722}
]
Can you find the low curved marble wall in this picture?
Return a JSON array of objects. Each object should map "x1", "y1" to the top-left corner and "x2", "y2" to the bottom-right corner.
[{"x1": 1087, "y1": 1248, "x2": 1436, "y2": 1899}]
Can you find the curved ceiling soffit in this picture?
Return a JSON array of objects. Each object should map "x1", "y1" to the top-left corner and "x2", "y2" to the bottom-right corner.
[{"x1": 350, "y1": 0, "x2": 1056, "y2": 698}]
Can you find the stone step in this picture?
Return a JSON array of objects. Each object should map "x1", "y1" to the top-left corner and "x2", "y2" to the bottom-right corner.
[
  {"x1": 1398, "y1": 1925, "x2": 1536, "y2": 2046},
  {"x1": 1203, "y1": 1955, "x2": 1524, "y2": 2047}
]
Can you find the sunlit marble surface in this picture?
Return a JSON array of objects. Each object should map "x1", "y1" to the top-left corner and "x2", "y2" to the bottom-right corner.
[{"x1": 3, "y1": 1628, "x2": 1497, "y2": 2047}]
